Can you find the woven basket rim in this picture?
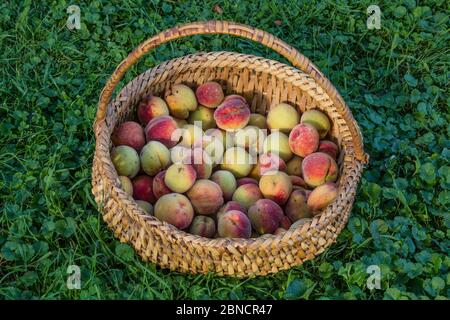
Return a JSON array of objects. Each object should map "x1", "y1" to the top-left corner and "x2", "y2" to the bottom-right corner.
[{"x1": 93, "y1": 51, "x2": 364, "y2": 250}]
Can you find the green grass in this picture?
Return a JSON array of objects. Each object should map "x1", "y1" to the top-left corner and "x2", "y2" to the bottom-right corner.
[{"x1": 0, "y1": 0, "x2": 449, "y2": 300}]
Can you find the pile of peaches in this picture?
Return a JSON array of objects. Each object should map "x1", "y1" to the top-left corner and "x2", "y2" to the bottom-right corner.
[{"x1": 110, "y1": 81, "x2": 339, "y2": 239}]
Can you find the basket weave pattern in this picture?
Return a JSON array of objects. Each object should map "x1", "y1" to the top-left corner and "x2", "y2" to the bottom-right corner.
[{"x1": 92, "y1": 21, "x2": 368, "y2": 277}]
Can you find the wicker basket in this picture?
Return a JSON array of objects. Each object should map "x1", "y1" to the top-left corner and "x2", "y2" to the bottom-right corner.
[{"x1": 92, "y1": 21, "x2": 369, "y2": 277}]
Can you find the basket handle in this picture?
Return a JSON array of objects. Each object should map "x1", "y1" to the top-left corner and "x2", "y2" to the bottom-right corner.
[{"x1": 95, "y1": 20, "x2": 368, "y2": 163}]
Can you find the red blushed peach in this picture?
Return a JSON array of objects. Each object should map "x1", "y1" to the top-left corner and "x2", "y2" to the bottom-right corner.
[
  {"x1": 216, "y1": 201, "x2": 247, "y2": 221},
  {"x1": 186, "y1": 180, "x2": 224, "y2": 215},
  {"x1": 288, "y1": 123, "x2": 320, "y2": 157},
  {"x1": 224, "y1": 94, "x2": 246, "y2": 103},
  {"x1": 280, "y1": 216, "x2": 292, "y2": 229},
  {"x1": 152, "y1": 170, "x2": 171, "y2": 199},
  {"x1": 154, "y1": 193, "x2": 194, "y2": 229},
  {"x1": 285, "y1": 189, "x2": 312, "y2": 222},
  {"x1": 164, "y1": 163, "x2": 197, "y2": 193},
  {"x1": 290, "y1": 175, "x2": 308, "y2": 188},
  {"x1": 112, "y1": 121, "x2": 146, "y2": 151},
  {"x1": 132, "y1": 175, "x2": 156, "y2": 204},
  {"x1": 307, "y1": 182, "x2": 338, "y2": 212},
  {"x1": 196, "y1": 81, "x2": 224, "y2": 108},
  {"x1": 137, "y1": 95, "x2": 169, "y2": 126},
  {"x1": 210, "y1": 170, "x2": 237, "y2": 201},
  {"x1": 144, "y1": 115, "x2": 179, "y2": 148},
  {"x1": 214, "y1": 97, "x2": 250, "y2": 131},
  {"x1": 318, "y1": 140, "x2": 339, "y2": 160},
  {"x1": 301, "y1": 109, "x2": 331, "y2": 138},
  {"x1": 236, "y1": 177, "x2": 259, "y2": 187},
  {"x1": 259, "y1": 171, "x2": 292, "y2": 205},
  {"x1": 251, "y1": 152, "x2": 286, "y2": 178},
  {"x1": 217, "y1": 210, "x2": 251, "y2": 238},
  {"x1": 302, "y1": 152, "x2": 338, "y2": 187},
  {"x1": 248, "y1": 199, "x2": 284, "y2": 235},
  {"x1": 189, "y1": 216, "x2": 216, "y2": 238},
  {"x1": 232, "y1": 183, "x2": 263, "y2": 210}
]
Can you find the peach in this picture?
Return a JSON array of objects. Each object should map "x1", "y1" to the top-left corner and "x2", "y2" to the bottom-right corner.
[
  {"x1": 216, "y1": 201, "x2": 246, "y2": 220},
  {"x1": 210, "y1": 170, "x2": 237, "y2": 201},
  {"x1": 248, "y1": 199, "x2": 284, "y2": 235},
  {"x1": 152, "y1": 170, "x2": 171, "y2": 199},
  {"x1": 137, "y1": 95, "x2": 169, "y2": 126},
  {"x1": 202, "y1": 129, "x2": 225, "y2": 165},
  {"x1": 251, "y1": 152, "x2": 286, "y2": 178},
  {"x1": 301, "y1": 109, "x2": 331, "y2": 138},
  {"x1": 217, "y1": 210, "x2": 251, "y2": 238},
  {"x1": 220, "y1": 147, "x2": 254, "y2": 178},
  {"x1": 188, "y1": 106, "x2": 216, "y2": 130},
  {"x1": 232, "y1": 183, "x2": 263, "y2": 210},
  {"x1": 289, "y1": 218, "x2": 312, "y2": 230},
  {"x1": 302, "y1": 152, "x2": 338, "y2": 187},
  {"x1": 263, "y1": 132, "x2": 293, "y2": 162},
  {"x1": 286, "y1": 156, "x2": 303, "y2": 176},
  {"x1": 307, "y1": 182, "x2": 338, "y2": 212},
  {"x1": 189, "y1": 216, "x2": 216, "y2": 238},
  {"x1": 170, "y1": 145, "x2": 192, "y2": 164},
  {"x1": 135, "y1": 200, "x2": 154, "y2": 215},
  {"x1": 248, "y1": 113, "x2": 267, "y2": 129},
  {"x1": 266, "y1": 103, "x2": 300, "y2": 133},
  {"x1": 132, "y1": 175, "x2": 156, "y2": 203},
  {"x1": 290, "y1": 175, "x2": 307, "y2": 188},
  {"x1": 112, "y1": 121, "x2": 146, "y2": 151},
  {"x1": 111, "y1": 145, "x2": 140, "y2": 178},
  {"x1": 195, "y1": 81, "x2": 224, "y2": 108},
  {"x1": 288, "y1": 123, "x2": 320, "y2": 157},
  {"x1": 164, "y1": 163, "x2": 197, "y2": 193},
  {"x1": 204, "y1": 128, "x2": 234, "y2": 150},
  {"x1": 214, "y1": 97, "x2": 250, "y2": 131},
  {"x1": 154, "y1": 193, "x2": 194, "y2": 229},
  {"x1": 274, "y1": 228, "x2": 286, "y2": 235},
  {"x1": 165, "y1": 84, "x2": 198, "y2": 119},
  {"x1": 178, "y1": 124, "x2": 203, "y2": 148},
  {"x1": 259, "y1": 171, "x2": 292, "y2": 205},
  {"x1": 224, "y1": 94, "x2": 246, "y2": 103},
  {"x1": 280, "y1": 216, "x2": 292, "y2": 229},
  {"x1": 145, "y1": 115, "x2": 179, "y2": 148},
  {"x1": 118, "y1": 176, "x2": 133, "y2": 196},
  {"x1": 236, "y1": 177, "x2": 259, "y2": 187},
  {"x1": 191, "y1": 148, "x2": 213, "y2": 179},
  {"x1": 186, "y1": 179, "x2": 224, "y2": 215},
  {"x1": 233, "y1": 126, "x2": 266, "y2": 155},
  {"x1": 140, "y1": 141, "x2": 171, "y2": 176},
  {"x1": 285, "y1": 189, "x2": 312, "y2": 222},
  {"x1": 318, "y1": 140, "x2": 339, "y2": 160},
  {"x1": 173, "y1": 118, "x2": 188, "y2": 128}
]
